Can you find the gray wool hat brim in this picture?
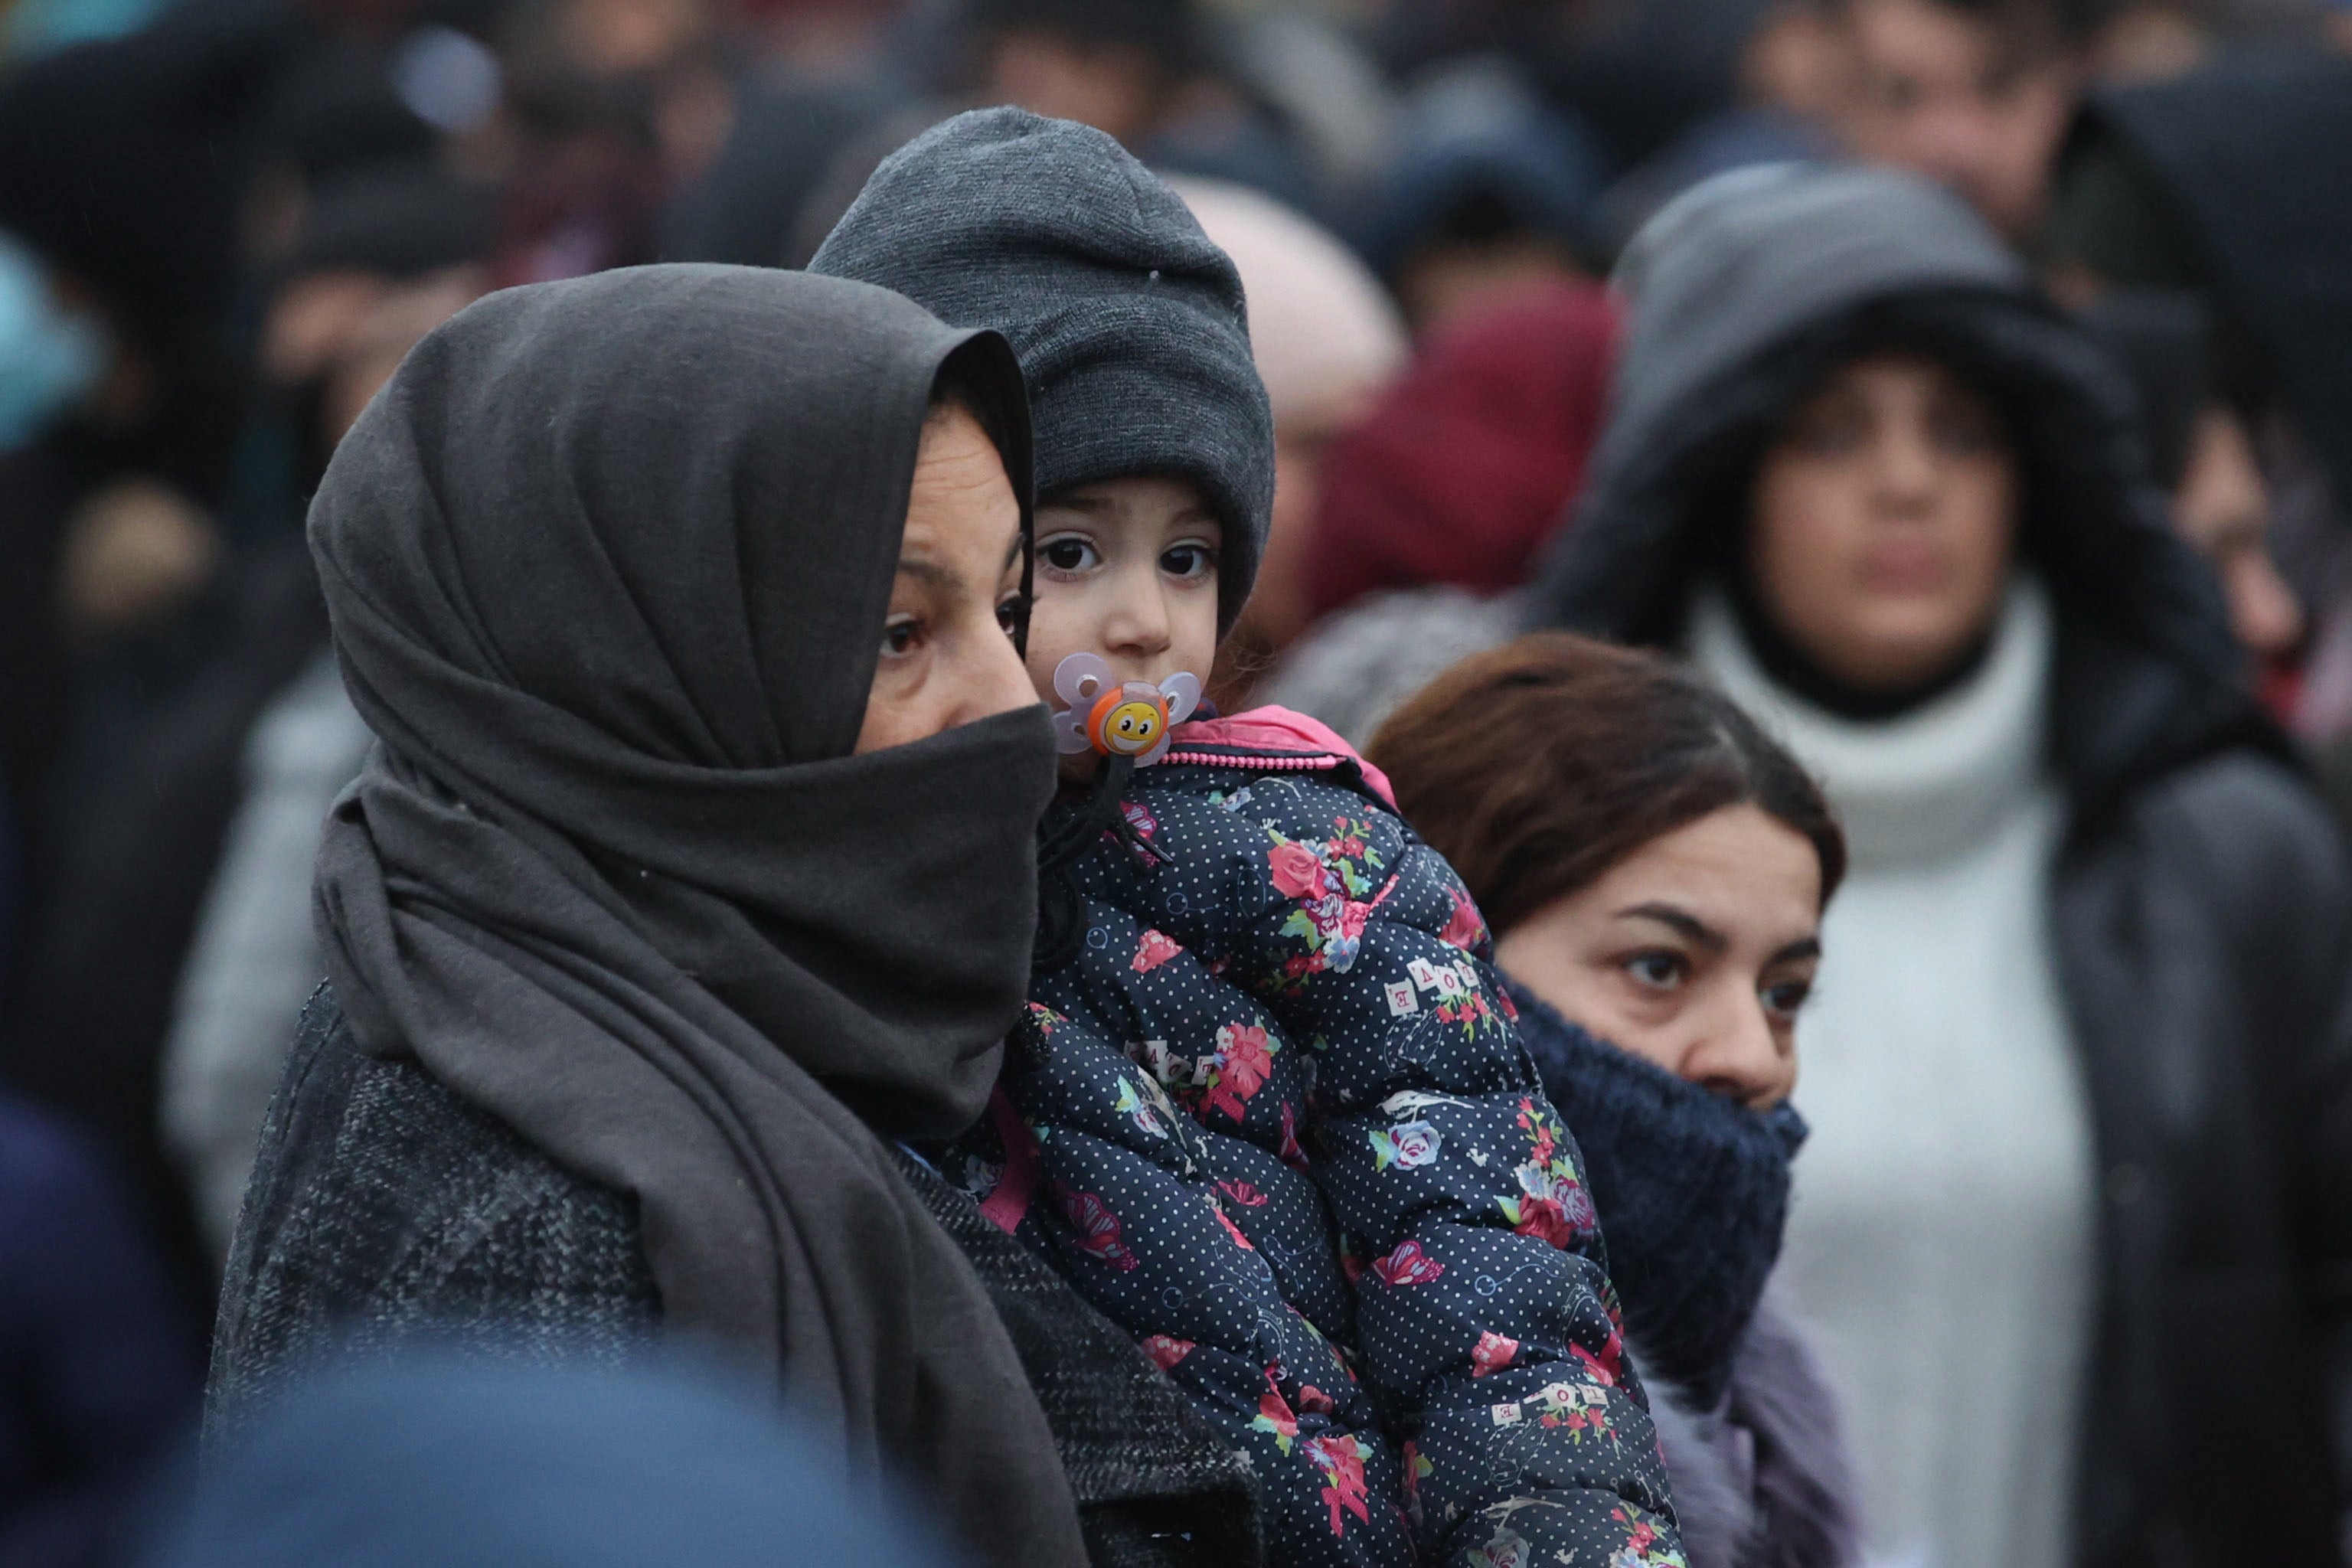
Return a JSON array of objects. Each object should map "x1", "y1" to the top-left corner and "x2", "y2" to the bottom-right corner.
[{"x1": 809, "y1": 107, "x2": 1276, "y2": 637}]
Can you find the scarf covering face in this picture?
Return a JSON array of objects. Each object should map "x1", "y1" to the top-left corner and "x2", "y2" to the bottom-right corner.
[
  {"x1": 1508, "y1": 985, "x2": 1807, "y2": 1408},
  {"x1": 308, "y1": 263, "x2": 1082, "y2": 1568}
]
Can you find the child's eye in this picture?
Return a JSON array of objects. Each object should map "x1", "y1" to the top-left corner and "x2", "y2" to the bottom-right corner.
[
  {"x1": 1040, "y1": 535, "x2": 1099, "y2": 574},
  {"x1": 881, "y1": 615, "x2": 922, "y2": 659},
  {"x1": 1161, "y1": 542, "x2": 1217, "y2": 580}
]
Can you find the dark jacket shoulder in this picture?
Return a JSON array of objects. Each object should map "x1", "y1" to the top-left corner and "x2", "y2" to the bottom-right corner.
[
  {"x1": 2069, "y1": 750, "x2": 2352, "y2": 1295},
  {"x1": 207, "y1": 988, "x2": 658, "y2": 1439},
  {"x1": 2127, "y1": 750, "x2": 2349, "y2": 917},
  {"x1": 210, "y1": 989, "x2": 1261, "y2": 1568}
]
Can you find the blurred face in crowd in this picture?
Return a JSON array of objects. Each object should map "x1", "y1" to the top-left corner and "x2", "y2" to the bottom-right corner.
[
  {"x1": 1494, "y1": 805, "x2": 1821, "y2": 1110},
  {"x1": 2175, "y1": 403, "x2": 2303, "y2": 661},
  {"x1": 855, "y1": 401, "x2": 1037, "y2": 754},
  {"x1": 1838, "y1": 0, "x2": 2083, "y2": 239},
  {"x1": 1393, "y1": 237, "x2": 1581, "y2": 339},
  {"x1": 1024, "y1": 475, "x2": 1222, "y2": 779},
  {"x1": 264, "y1": 263, "x2": 490, "y2": 452},
  {"x1": 1241, "y1": 383, "x2": 1390, "y2": 658},
  {"x1": 2089, "y1": 2, "x2": 2211, "y2": 84},
  {"x1": 60, "y1": 259, "x2": 492, "y2": 644},
  {"x1": 560, "y1": 0, "x2": 710, "y2": 76},
  {"x1": 984, "y1": 28, "x2": 1166, "y2": 146},
  {"x1": 1743, "y1": 0, "x2": 1859, "y2": 120},
  {"x1": 1749, "y1": 352, "x2": 2018, "y2": 692}
]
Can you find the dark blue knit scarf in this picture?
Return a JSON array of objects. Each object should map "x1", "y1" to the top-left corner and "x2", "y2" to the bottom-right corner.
[{"x1": 1508, "y1": 982, "x2": 1807, "y2": 1408}]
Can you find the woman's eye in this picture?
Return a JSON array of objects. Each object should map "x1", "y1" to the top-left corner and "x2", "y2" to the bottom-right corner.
[
  {"x1": 1932, "y1": 413, "x2": 1998, "y2": 456},
  {"x1": 1161, "y1": 543, "x2": 1217, "y2": 580},
  {"x1": 996, "y1": 593, "x2": 1030, "y2": 643},
  {"x1": 881, "y1": 616, "x2": 922, "y2": 658},
  {"x1": 1623, "y1": 951, "x2": 1686, "y2": 991},
  {"x1": 1040, "y1": 537, "x2": 1098, "y2": 573},
  {"x1": 1794, "y1": 418, "x2": 1864, "y2": 456},
  {"x1": 1762, "y1": 978, "x2": 1813, "y2": 1020}
]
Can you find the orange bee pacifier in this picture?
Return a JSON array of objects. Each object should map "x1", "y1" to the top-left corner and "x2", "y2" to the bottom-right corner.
[{"x1": 1052, "y1": 653, "x2": 1203, "y2": 766}]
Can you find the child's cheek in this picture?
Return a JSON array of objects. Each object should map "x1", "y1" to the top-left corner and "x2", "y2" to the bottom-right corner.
[
  {"x1": 1169, "y1": 586, "x2": 1220, "y2": 684},
  {"x1": 1024, "y1": 581, "x2": 1083, "y2": 705}
]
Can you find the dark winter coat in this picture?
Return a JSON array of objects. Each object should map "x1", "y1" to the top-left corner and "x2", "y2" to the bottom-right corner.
[
  {"x1": 2, "y1": 1092, "x2": 196, "y2": 1568},
  {"x1": 2, "y1": 533, "x2": 327, "y2": 1335},
  {"x1": 1532, "y1": 165, "x2": 2352, "y2": 1568},
  {"x1": 2066, "y1": 49, "x2": 2352, "y2": 508},
  {"x1": 946, "y1": 710, "x2": 1680, "y2": 1568},
  {"x1": 209, "y1": 989, "x2": 1263, "y2": 1568}
]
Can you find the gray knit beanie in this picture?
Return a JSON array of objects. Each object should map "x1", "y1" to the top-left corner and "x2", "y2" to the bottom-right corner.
[{"x1": 809, "y1": 107, "x2": 1276, "y2": 636}]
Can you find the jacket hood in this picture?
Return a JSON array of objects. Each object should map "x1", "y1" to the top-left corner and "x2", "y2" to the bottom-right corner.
[
  {"x1": 1530, "y1": 163, "x2": 2272, "y2": 828},
  {"x1": 2065, "y1": 48, "x2": 2352, "y2": 510}
]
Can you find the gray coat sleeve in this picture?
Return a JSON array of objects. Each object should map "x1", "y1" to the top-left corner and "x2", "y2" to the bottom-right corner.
[{"x1": 206, "y1": 993, "x2": 659, "y2": 1446}]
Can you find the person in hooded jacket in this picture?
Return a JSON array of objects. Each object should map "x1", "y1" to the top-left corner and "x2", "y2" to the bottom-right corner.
[
  {"x1": 1529, "y1": 163, "x2": 2352, "y2": 1568},
  {"x1": 205, "y1": 264, "x2": 1268, "y2": 1568},
  {"x1": 2044, "y1": 51, "x2": 2352, "y2": 789}
]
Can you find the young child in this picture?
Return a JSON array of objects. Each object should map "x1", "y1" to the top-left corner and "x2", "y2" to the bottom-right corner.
[{"x1": 813, "y1": 109, "x2": 1682, "y2": 1568}]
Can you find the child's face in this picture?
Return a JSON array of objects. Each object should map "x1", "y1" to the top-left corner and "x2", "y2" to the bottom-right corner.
[{"x1": 1025, "y1": 475, "x2": 1221, "y2": 772}]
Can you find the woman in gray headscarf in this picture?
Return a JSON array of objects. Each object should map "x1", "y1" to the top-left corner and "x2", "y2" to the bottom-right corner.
[{"x1": 207, "y1": 263, "x2": 1258, "y2": 1568}]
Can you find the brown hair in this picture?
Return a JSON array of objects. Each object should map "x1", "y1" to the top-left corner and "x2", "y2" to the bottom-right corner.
[{"x1": 1367, "y1": 632, "x2": 1847, "y2": 936}]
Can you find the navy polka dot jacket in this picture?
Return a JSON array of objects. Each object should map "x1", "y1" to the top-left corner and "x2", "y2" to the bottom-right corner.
[{"x1": 944, "y1": 714, "x2": 1684, "y2": 1568}]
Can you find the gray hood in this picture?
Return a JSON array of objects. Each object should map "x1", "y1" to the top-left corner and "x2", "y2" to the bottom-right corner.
[
  {"x1": 1530, "y1": 163, "x2": 2271, "y2": 831},
  {"x1": 1596, "y1": 165, "x2": 2022, "y2": 493}
]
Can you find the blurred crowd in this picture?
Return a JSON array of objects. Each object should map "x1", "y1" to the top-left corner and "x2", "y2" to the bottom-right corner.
[{"x1": 1, "y1": 0, "x2": 2350, "y2": 1564}]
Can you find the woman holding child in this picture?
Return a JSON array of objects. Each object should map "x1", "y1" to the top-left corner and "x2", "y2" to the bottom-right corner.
[
  {"x1": 207, "y1": 263, "x2": 1240, "y2": 1568},
  {"x1": 213, "y1": 116, "x2": 1696, "y2": 1568}
]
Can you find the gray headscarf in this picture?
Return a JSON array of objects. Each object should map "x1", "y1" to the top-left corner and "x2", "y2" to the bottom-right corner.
[{"x1": 309, "y1": 263, "x2": 1083, "y2": 1568}]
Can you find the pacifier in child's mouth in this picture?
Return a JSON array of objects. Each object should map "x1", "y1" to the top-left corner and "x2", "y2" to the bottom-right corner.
[{"x1": 1051, "y1": 652, "x2": 1202, "y2": 766}]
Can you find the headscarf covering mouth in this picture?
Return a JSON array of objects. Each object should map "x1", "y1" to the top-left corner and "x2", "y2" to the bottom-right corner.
[{"x1": 309, "y1": 262, "x2": 1083, "y2": 1568}]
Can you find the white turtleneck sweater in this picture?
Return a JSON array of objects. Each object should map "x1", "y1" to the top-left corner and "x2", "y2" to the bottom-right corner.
[{"x1": 1690, "y1": 580, "x2": 2097, "y2": 1568}]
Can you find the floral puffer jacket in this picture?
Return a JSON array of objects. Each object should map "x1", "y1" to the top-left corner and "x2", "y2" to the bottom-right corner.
[{"x1": 946, "y1": 709, "x2": 1682, "y2": 1568}]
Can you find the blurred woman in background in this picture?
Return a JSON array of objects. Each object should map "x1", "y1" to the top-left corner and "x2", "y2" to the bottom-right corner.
[{"x1": 1530, "y1": 162, "x2": 2352, "y2": 1568}]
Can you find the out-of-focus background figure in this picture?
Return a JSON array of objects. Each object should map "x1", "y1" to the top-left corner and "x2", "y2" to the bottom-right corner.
[
  {"x1": 1529, "y1": 162, "x2": 2352, "y2": 1568},
  {"x1": 0, "y1": 0, "x2": 2347, "y2": 1563},
  {"x1": 138, "y1": 1353, "x2": 960, "y2": 1568}
]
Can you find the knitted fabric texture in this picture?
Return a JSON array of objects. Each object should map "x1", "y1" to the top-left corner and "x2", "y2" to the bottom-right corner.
[
  {"x1": 810, "y1": 107, "x2": 1276, "y2": 634},
  {"x1": 1508, "y1": 988, "x2": 1806, "y2": 1413},
  {"x1": 209, "y1": 991, "x2": 1266, "y2": 1568}
]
